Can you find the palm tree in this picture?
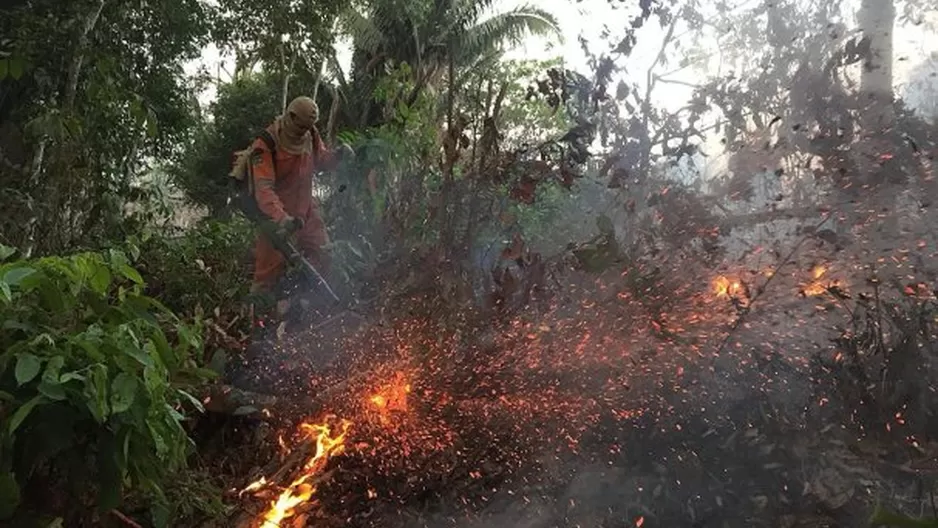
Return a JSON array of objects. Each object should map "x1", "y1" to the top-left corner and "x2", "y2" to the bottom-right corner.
[{"x1": 334, "y1": 0, "x2": 561, "y2": 128}]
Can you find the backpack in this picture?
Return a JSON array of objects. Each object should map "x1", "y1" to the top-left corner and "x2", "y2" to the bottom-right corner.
[{"x1": 228, "y1": 129, "x2": 278, "y2": 222}]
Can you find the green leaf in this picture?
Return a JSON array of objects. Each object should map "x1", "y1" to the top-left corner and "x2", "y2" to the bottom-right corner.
[
  {"x1": 37, "y1": 381, "x2": 67, "y2": 401},
  {"x1": 110, "y1": 373, "x2": 138, "y2": 414},
  {"x1": 39, "y1": 356, "x2": 66, "y2": 401},
  {"x1": 0, "y1": 472, "x2": 21, "y2": 520},
  {"x1": 126, "y1": 342, "x2": 155, "y2": 367},
  {"x1": 42, "y1": 356, "x2": 65, "y2": 384},
  {"x1": 0, "y1": 282, "x2": 10, "y2": 303},
  {"x1": 108, "y1": 248, "x2": 129, "y2": 268},
  {"x1": 8, "y1": 57, "x2": 24, "y2": 80},
  {"x1": 146, "y1": 415, "x2": 169, "y2": 458},
  {"x1": 146, "y1": 116, "x2": 159, "y2": 139},
  {"x1": 89, "y1": 263, "x2": 112, "y2": 295},
  {"x1": 60, "y1": 371, "x2": 86, "y2": 383},
  {"x1": 0, "y1": 390, "x2": 13, "y2": 401},
  {"x1": 3, "y1": 267, "x2": 36, "y2": 287},
  {"x1": 83, "y1": 364, "x2": 110, "y2": 423},
  {"x1": 176, "y1": 389, "x2": 204, "y2": 413},
  {"x1": 15, "y1": 353, "x2": 42, "y2": 386},
  {"x1": 0, "y1": 244, "x2": 15, "y2": 261},
  {"x1": 118, "y1": 264, "x2": 144, "y2": 285},
  {"x1": 9, "y1": 395, "x2": 46, "y2": 434},
  {"x1": 46, "y1": 518, "x2": 65, "y2": 528},
  {"x1": 30, "y1": 333, "x2": 54, "y2": 347},
  {"x1": 0, "y1": 59, "x2": 8, "y2": 81},
  {"x1": 38, "y1": 281, "x2": 66, "y2": 313},
  {"x1": 151, "y1": 503, "x2": 171, "y2": 528},
  {"x1": 127, "y1": 241, "x2": 140, "y2": 261}
]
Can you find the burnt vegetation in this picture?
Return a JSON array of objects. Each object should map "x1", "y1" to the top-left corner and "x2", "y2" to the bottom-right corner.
[{"x1": 2, "y1": 0, "x2": 938, "y2": 527}]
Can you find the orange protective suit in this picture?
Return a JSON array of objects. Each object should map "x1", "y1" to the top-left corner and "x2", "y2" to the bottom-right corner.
[{"x1": 251, "y1": 98, "x2": 338, "y2": 292}]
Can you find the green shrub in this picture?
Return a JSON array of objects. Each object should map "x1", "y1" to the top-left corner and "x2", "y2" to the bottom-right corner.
[
  {"x1": 135, "y1": 219, "x2": 255, "y2": 368},
  {"x1": 137, "y1": 218, "x2": 254, "y2": 318},
  {"x1": 0, "y1": 244, "x2": 213, "y2": 523}
]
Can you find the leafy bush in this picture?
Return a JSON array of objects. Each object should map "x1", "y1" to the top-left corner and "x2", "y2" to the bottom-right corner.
[
  {"x1": 137, "y1": 219, "x2": 254, "y2": 317},
  {"x1": 0, "y1": 245, "x2": 213, "y2": 524},
  {"x1": 135, "y1": 219, "x2": 255, "y2": 366}
]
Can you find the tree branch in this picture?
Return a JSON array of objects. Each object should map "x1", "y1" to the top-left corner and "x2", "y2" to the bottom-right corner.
[
  {"x1": 638, "y1": 7, "x2": 681, "y2": 177},
  {"x1": 653, "y1": 76, "x2": 700, "y2": 90},
  {"x1": 64, "y1": 0, "x2": 106, "y2": 111}
]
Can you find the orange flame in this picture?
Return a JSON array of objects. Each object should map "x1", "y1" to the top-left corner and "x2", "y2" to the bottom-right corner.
[
  {"x1": 712, "y1": 275, "x2": 743, "y2": 299},
  {"x1": 258, "y1": 417, "x2": 352, "y2": 527}
]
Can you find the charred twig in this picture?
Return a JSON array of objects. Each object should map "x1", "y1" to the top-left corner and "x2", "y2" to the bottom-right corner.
[{"x1": 200, "y1": 384, "x2": 283, "y2": 417}]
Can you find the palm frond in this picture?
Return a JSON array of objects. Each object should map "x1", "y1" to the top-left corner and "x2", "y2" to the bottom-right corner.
[
  {"x1": 325, "y1": 48, "x2": 351, "y2": 99},
  {"x1": 339, "y1": 7, "x2": 386, "y2": 54},
  {"x1": 455, "y1": 6, "x2": 561, "y2": 65},
  {"x1": 445, "y1": 0, "x2": 501, "y2": 36}
]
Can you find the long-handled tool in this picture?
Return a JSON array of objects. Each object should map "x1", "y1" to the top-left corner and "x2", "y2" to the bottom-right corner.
[
  {"x1": 232, "y1": 188, "x2": 341, "y2": 306},
  {"x1": 275, "y1": 234, "x2": 341, "y2": 305},
  {"x1": 257, "y1": 219, "x2": 341, "y2": 306}
]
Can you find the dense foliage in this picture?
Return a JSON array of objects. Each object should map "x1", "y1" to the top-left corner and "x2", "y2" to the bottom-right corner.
[{"x1": 0, "y1": 245, "x2": 211, "y2": 524}]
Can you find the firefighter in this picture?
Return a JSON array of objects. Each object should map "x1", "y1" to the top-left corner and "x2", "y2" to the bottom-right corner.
[{"x1": 249, "y1": 96, "x2": 344, "y2": 312}]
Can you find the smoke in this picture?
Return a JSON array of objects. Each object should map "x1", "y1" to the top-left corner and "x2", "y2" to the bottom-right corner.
[{"x1": 231, "y1": 2, "x2": 938, "y2": 526}]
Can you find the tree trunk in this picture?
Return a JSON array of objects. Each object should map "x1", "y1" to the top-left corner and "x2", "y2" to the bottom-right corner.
[
  {"x1": 280, "y1": 52, "x2": 297, "y2": 114},
  {"x1": 31, "y1": 0, "x2": 106, "y2": 185},
  {"x1": 858, "y1": 0, "x2": 896, "y2": 132},
  {"x1": 848, "y1": 0, "x2": 899, "y2": 239},
  {"x1": 439, "y1": 53, "x2": 457, "y2": 254},
  {"x1": 64, "y1": 0, "x2": 107, "y2": 111}
]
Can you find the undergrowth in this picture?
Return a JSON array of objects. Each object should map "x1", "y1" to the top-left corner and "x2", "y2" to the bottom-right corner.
[{"x1": 0, "y1": 242, "x2": 223, "y2": 526}]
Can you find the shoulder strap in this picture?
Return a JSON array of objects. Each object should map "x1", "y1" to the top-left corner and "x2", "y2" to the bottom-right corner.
[{"x1": 257, "y1": 129, "x2": 277, "y2": 174}]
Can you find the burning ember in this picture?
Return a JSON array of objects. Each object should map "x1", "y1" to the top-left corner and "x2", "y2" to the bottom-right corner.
[
  {"x1": 800, "y1": 265, "x2": 843, "y2": 297},
  {"x1": 254, "y1": 417, "x2": 352, "y2": 527},
  {"x1": 368, "y1": 370, "x2": 411, "y2": 423},
  {"x1": 712, "y1": 275, "x2": 750, "y2": 306},
  {"x1": 712, "y1": 275, "x2": 743, "y2": 298},
  {"x1": 241, "y1": 371, "x2": 416, "y2": 526}
]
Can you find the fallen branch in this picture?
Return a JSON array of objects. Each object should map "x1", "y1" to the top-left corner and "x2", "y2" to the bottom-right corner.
[{"x1": 110, "y1": 509, "x2": 144, "y2": 528}]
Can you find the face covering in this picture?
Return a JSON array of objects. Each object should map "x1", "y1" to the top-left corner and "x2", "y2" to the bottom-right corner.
[{"x1": 277, "y1": 96, "x2": 319, "y2": 154}]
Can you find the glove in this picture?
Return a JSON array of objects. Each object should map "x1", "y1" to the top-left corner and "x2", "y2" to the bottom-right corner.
[{"x1": 278, "y1": 215, "x2": 304, "y2": 235}]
